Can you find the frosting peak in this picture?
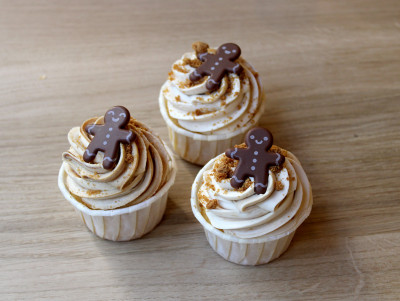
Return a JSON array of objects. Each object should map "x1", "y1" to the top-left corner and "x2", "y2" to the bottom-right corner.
[
  {"x1": 62, "y1": 117, "x2": 173, "y2": 210},
  {"x1": 197, "y1": 148, "x2": 311, "y2": 239},
  {"x1": 161, "y1": 44, "x2": 263, "y2": 135}
]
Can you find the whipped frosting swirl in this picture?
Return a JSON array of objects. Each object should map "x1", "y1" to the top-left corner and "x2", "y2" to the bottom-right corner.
[
  {"x1": 62, "y1": 117, "x2": 173, "y2": 210},
  {"x1": 160, "y1": 50, "x2": 263, "y2": 135},
  {"x1": 197, "y1": 150, "x2": 312, "y2": 239}
]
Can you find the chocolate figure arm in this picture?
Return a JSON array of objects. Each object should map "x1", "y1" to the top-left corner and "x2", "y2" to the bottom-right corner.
[
  {"x1": 83, "y1": 143, "x2": 99, "y2": 163},
  {"x1": 197, "y1": 52, "x2": 211, "y2": 61},
  {"x1": 85, "y1": 124, "x2": 102, "y2": 136},
  {"x1": 190, "y1": 67, "x2": 207, "y2": 82},
  {"x1": 230, "y1": 161, "x2": 248, "y2": 189},
  {"x1": 225, "y1": 61, "x2": 243, "y2": 74},
  {"x1": 189, "y1": 52, "x2": 212, "y2": 81},
  {"x1": 266, "y1": 152, "x2": 285, "y2": 167},
  {"x1": 117, "y1": 130, "x2": 136, "y2": 144},
  {"x1": 225, "y1": 147, "x2": 247, "y2": 160}
]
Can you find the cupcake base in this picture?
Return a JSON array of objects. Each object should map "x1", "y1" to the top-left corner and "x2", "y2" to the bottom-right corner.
[
  {"x1": 71, "y1": 193, "x2": 168, "y2": 241},
  {"x1": 204, "y1": 227, "x2": 295, "y2": 265},
  {"x1": 58, "y1": 151, "x2": 177, "y2": 241}
]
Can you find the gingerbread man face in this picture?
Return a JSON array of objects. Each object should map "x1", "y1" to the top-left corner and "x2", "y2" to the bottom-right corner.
[
  {"x1": 189, "y1": 42, "x2": 243, "y2": 91},
  {"x1": 225, "y1": 128, "x2": 285, "y2": 194},
  {"x1": 245, "y1": 128, "x2": 273, "y2": 151},
  {"x1": 104, "y1": 106, "x2": 130, "y2": 128},
  {"x1": 216, "y1": 43, "x2": 241, "y2": 61},
  {"x1": 83, "y1": 106, "x2": 136, "y2": 170}
]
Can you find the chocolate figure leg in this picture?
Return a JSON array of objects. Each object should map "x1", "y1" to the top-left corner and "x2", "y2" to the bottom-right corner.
[
  {"x1": 189, "y1": 69, "x2": 204, "y2": 82},
  {"x1": 83, "y1": 144, "x2": 98, "y2": 163},
  {"x1": 254, "y1": 171, "x2": 268, "y2": 194},
  {"x1": 230, "y1": 168, "x2": 247, "y2": 189},
  {"x1": 206, "y1": 70, "x2": 224, "y2": 91},
  {"x1": 102, "y1": 148, "x2": 119, "y2": 170}
]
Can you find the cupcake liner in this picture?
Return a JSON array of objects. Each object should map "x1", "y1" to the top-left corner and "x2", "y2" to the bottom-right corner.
[
  {"x1": 159, "y1": 89, "x2": 265, "y2": 166},
  {"x1": 191, "y1": 157, "x2": 312, "y2": 265},
  {"x1": 204, "y1": 228, "x2": 296, "y2": 265},
  {"x1": 58, "y1": 149, "x2": 177, "y2": 242}
]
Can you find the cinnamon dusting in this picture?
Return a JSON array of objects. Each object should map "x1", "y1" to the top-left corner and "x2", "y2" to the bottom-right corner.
[
  {"x1": 182, "y1": 57, "x2": 202, "y2": 68},
  {"x1": 198, "y1": 194, "x2": 218, "y2": 209},
  {"x1": 213, "y1": 155, "x2": 237, "y2": 181},
  {"x1": 125, "y1": 144, "x2": 134, "y2": 164},
  {"x1": 275, "y1": 181, "x2": 284, "y2": 191},
  {"x1": 178, "y1": 79, "x2": 196, "y2": 89},
  {"x1": 270, "y1": 145, "x2": 288, "y2": 157},
  {"x1": 211, "y1": 155, "x2": 254, "y2": 192},
  {"x1": 234, "y1": 143, "x2": 247, "y2": 149},
  {"x1": 236, "y1": 178, "x2": 252, "y2": 192},
  {"x1": 173, "y1": 64, "x2": 188, "y2": 73},
  {"x1": 86, "y1": 190, "x2": 101, "y2": 196},
  {"x1": 239, "y1": 71, "x2": 246, "y2": 81},
  {"x1": 192, "y1": 41, "x2": 209, "y2": 55}
]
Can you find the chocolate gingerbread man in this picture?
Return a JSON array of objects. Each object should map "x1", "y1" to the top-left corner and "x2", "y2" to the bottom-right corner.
[
  {"x1": 225, "y1": 128, "x2": 285, "y2": 194},
  {"x1": 83, "y1": 106, "x2": 136, "y2": 170},
  {"x1": 189, "y1": 43, "x2": 243, "y2": 91}
]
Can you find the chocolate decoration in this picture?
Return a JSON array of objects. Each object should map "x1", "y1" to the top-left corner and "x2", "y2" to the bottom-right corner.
[
  {"x1": 225, "y1": 127, "x2": 285, "y2": 194},
  {"x1": 189, "y1": 43, "x2": 243, "y2": 91},
  {"x1": 83, "y1": 106, "x2": 136, "y2": 170}
]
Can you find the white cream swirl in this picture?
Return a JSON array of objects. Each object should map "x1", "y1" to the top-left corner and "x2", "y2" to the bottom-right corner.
[
  {"x1": 160, "y1": 50, "x2": 263, "y2": 135},
  {"x1": 61, "y1": 117, "x2": 173, "y2": 210},
  {"x1": 197, "y1": 150, "x2": 312, "y2": 239}
]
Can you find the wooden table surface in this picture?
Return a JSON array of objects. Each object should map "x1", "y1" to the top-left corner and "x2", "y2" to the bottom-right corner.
[{"x1": 1, "y1": 1, "x2": 400, "y2": 300}]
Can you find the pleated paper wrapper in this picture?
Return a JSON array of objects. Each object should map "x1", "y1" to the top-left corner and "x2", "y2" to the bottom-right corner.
[{"x1": 58, "y1": 154, "x2": 177, "y2": 242}]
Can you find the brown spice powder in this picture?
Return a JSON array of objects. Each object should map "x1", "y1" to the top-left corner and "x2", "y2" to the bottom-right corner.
[
  {"x1": 168, "y1": 71, "x2": 174, "y2": 81},
  {"x1": 234, "y1": 143, "x2": 247, "y2": 149},
  {"x1": 236, "y1": 178, "x2": 252, "y2": 192},
  {"x1": 213, "y1": 155, "x2": 237, "y2": 182},
  {"x1": 125, "y1": 144, "x2": 134, "y2": 164},
  {"x1": 239, "y1": 70, "x2": 246, "y2": 81},
  {"x1": 182, "y1": 57, "x2": 202, "y2": 68},
  {"x1": 197, "y1": 189, "x2": 218, "y2": 209},
  {"x1": 194, "y1": 109, "x2": 214, "y2": 116},
  {"x1": 192, "y1": 41, "x2": 209, "y2": 55},
  {"x1": 275, "y1": 180, "x2": 284, "y2": 191},
  {"x1": 270, "y1": 145, "x2": 288, "y2": 157},
  {"x1": 178, "y1": 79, "x2": 195, "y2": 89},
  {"x1": 172, "y1": 64, "x2": 188, "y2": 73},
  {"x1": 225, "y1": 79, "x2": 233, "y2": 95},
  {"x1": 206, "y1": 199, "x2": 218, "y2": 209},
  {"x1": 86, "y1": 190, "x2": 101, "y2": 196}
]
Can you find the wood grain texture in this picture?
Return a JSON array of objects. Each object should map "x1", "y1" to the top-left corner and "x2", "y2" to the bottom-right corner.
[{"x1": 1, "y1": 0, "x2": 400, "y2": 300}]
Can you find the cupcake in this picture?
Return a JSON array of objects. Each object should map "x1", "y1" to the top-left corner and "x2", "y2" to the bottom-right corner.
[
  {"x1": 58, "y1": 106, "x2": 176, "y2": 241},
  {"x1": 191, "y1": 127, "x2": 312, "y2": 265},
  {"x1": 159, "y1": 41, "x2": 265, "y2": 165}
]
